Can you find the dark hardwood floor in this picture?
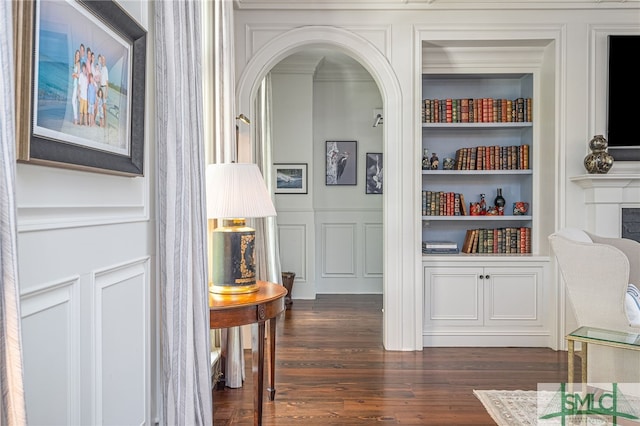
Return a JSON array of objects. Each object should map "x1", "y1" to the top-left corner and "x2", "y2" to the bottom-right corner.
[{"x1": 213, "y1": 294, "x2": 570, "y2": 425}]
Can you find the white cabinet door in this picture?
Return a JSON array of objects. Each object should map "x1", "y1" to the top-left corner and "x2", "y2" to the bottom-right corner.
[
  {"x1": 483, "y1": 266, "x2": 543, "y2": 326},
  {"x1": 423, "y1": 266, "x2": 483, "y2": 327}
]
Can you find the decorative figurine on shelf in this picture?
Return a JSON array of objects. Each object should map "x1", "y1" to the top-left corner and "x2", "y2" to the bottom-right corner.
[
  {"x1": 584, "y1": 134, "x2": 614, "y2": 174},
  {"x1": 470, "y1": 202, "x2": 481, "y2": 216},
  {"x1": 422, "y1": 148, "x2": 430, "y2": 170},
  {"x1": 494, "y1": 188, "x2": 506, "y2": 216},
  {"x1": 443, "y1": 157, "x2": 455, "y2": 170},
  {"x1": 479, "y1": 193, "x2": 487, "y2": 215},
  {"x1": 430, "y1": 153, "x2": 439, "y2": 170},
  {"x1": 486, "y1": 206, "x2": 499, "y2": 215},
  {"x1": 513, "y1": 201, "x2": 529, "y2": 215}
]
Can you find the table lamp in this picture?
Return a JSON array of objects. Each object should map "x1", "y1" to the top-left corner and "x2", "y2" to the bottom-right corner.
[{"x1": 206, "y1": 163, "x2": 277, "y2": 294}]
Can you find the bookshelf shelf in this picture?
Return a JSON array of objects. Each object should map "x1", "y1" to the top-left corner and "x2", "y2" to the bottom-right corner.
[
  {"x1": 422, "y1": 170, "x2": 532, "y2": 176},
  {"x1": 422, "y1": 122, "x2": 532, "y2": 129},
  {"x1": 422, "y1": 215, "x2": 532, "y2": 221}
]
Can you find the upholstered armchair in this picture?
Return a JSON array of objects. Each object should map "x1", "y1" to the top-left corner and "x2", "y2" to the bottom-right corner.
[{"x1": 549, "y1": 229, "x2": 640, "y2": 384}]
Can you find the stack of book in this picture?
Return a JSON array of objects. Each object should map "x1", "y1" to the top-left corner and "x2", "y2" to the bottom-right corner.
[
  {"x1": 422, "y1": 241, "x2": 459, "y2": 254},
  {"x1": 461, "y1": 227, "x2": 531, "y2": 254},
  {"x1": 422, "y1": 191, "x2": 466, "y2": 216},
  {"x1": 453, "y1": 144, "x2": 529, "y2": 170},
  {"x1": 421, "y1": 97, "x2": 533, "y2": 123}
]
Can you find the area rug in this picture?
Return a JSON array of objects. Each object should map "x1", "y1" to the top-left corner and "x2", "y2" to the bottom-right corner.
[
  {"x1": 474, "y1": 389, "x2": 640, "y2": 425},
  {"x1": 474, "y1": 390, "x2": 546, "y2": 425}
]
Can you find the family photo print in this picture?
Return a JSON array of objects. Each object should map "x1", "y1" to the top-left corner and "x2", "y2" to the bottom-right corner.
[{"x1": 15, "y1": 0, "x2": 147, "y2": 176}]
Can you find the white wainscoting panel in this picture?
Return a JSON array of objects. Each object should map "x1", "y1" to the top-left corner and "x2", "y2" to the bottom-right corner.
[
  {"x1": 21, "y1": 277, "x2": 81, "y2": 426},
  {"x1": 278, "y1": 224, "x2": 307, "y2": 282},
  {"x1": 321, "y1": 223, "x2": 356, "y2": 277},
  {"x1": 16, "y1": 165, "x2": 149, "y2": 232},
  {"x1": 363, "y1": 223, "x2": 383, "y2": 277},
  {"x1": 94, "y1": 258, "x2": 149, "y2": 426}
]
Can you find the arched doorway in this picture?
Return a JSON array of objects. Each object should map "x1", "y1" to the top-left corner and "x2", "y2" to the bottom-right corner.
[{"x1": 236, "y1": 26, "x2": 421, "y2": 351}]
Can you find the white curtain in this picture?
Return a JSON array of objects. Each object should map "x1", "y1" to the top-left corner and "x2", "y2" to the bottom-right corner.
[
  {"x1": 209, "y1": 0, "x2": 245, "y2": 390},
  {"x1": 0, "y1": 2, "x2": 27, "y2": 424},
  {"x1": 155, "y1": 1, "x2": 212, "y2": 424},
  {"x1": 254, "y1": 74, "x2": 282, "y2": 285}
]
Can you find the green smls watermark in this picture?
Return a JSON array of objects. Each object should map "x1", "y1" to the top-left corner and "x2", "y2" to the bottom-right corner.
[{"x1": 539, "y1": 383, "x2": 639, "y2": 425}]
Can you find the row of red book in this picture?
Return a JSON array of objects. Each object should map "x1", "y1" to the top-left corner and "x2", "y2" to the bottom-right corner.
[
  {"x1": 461, "y1": 227, "x2": 532, "y2": 254},
  {"x1": 453, "y1": 144, "x2": 529, "y2": 170},
  {"x1": 422, "y1": 97, "x2": 533, "y2": 123},
  {"x1": 422, "y1": 191, "x2": 467, "y2": 216}
]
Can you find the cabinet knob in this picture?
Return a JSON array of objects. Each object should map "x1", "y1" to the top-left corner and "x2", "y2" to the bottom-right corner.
[
  {"x1": 485, "y1": 275, "x2": 490, "y2": 279},
  {"x1": 479, "y1": 275, "x2": 484, "y2": 280}
]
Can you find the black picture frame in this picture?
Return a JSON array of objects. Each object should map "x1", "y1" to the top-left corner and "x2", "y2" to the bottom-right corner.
[
  {"x1": 326, "y1": 140, "x2": 357, "y2": 185},
  {"x1": 274, "y1": 163, "x2": 308, "y2": 194},
  {"x1": 14, "y1": 0, "x2": 147, "y2": 176},
  {"x1": 365, "y1": 153, "x2": 383, "y2": 194}
]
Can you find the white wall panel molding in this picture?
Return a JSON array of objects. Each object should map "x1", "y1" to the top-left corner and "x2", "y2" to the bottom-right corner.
[
  {"x1": 363, "y1": 223, "x2": 383, "y2": 277},
  {"x1": 93, "y1": 257, "x2": 150, "y2": 426},
  {"x1": 272, "y1": 207, "x2": 316, "y2": 213},
  {"x1": 321, "y1": 223, "x2": 357, "y2": 277},
  {"x1": 422, "y1": 45, "x2": 547, "y2": 70},
  {"x1": 17, "y1": 164, "x2": 149, "y2": 232},
  {"x1": 416, "y1": 23, "x2": 565, "y2": 43},
  {"x1": 245, "y1": 24, "x2": 299, "y2": 60},
  {"x1": 21, "y1": 277, "x2": 81, "y2": 426},
  {"x1": 313, "y1": 207, "x2": 385, "y2": 213},
  {"x1": 17, "y1": 205, "x2": 149, "y2": 232},
  {"x1": 245, "y1": 24, "x2": 391, "y2": 66},
  {"x1": 278, "y1": 224, "x2": 307, "y2": 282}
]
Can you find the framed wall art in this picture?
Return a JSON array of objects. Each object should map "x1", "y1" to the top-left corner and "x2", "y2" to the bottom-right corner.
[
  {"x1": 365, "y1": 152, "x2": 383, "y2": 194},
  {"x1": 14, "y1": 0, "x2": 147, "y2": 176},
  {"x1": 274, "y1": 163, "x2": 308, "y2": 194},
  {"x1": 326, "y1": 140, "x2": 357, "y2": 185}
]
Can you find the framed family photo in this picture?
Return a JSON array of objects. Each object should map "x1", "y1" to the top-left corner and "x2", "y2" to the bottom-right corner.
[
  {"x1": 14, "y1": 0, "x2": 147, "y2": 176},
  {"x1": 365, "y1": 153, "x2": 383, "y2": 194},
  {"x1": 326, "y1": 140, "x2": 357, "y2": 185},
  {"x1": 274, "y1": 163, "x2": 308, "y2": 194}
]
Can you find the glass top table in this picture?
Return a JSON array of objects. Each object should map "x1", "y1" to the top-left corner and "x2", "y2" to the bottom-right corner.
[
  {"x1": 568, "y1": 326, "x2": 640, "y2": 348},
  {"x1": 566, "y1": 326, "x2": 640, "y2": 387}
]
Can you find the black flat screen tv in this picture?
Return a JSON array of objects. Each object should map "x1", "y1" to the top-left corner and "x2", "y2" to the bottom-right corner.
[{"x1": 607, "y1": 35, "x2": 640, "y2": 161}]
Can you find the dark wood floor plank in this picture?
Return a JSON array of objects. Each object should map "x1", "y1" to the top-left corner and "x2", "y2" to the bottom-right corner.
[{"x1": 213, "y1": 294, "x2": 570, "y2": 425}]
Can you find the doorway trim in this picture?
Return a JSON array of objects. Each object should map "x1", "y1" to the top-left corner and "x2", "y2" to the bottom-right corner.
[{"x1": 236, "y1": 25, "x2": 421, "y2": 350}]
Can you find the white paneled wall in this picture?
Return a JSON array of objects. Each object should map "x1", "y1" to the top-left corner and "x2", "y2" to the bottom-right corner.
[
  {"x1": 16, "y1": 1, "x2": 155, "y2": 423},
  {"x1": 94, "y1": 259, "x2": 149, "y2": 426},
  {"x1": 321, "y1": 222, "x2": 357, "y2": 277},
  {"x1": 363, "y1": 223, "x2": 383, "y2": 277},
  {"x1": 21, "y1": 278, "x2": 80, "y2": 426},
  {"x1": 278, "y1": 224, "x2": 308, "y2": 281}
]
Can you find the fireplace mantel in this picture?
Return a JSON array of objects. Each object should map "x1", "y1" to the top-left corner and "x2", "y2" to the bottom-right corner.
[
  {"x1": 570, "y1": 173, "x2": 640, "y2": 237},
  {"x1": 570, "y1": 174, "x2": 640, "y2": 189}
]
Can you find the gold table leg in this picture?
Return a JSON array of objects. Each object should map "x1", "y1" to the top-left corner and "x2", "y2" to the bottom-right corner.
[
  {"x1": 581, "y1": 342, "x2": 588, "y2": 390},
  {"x1": 568, "y1": 339, "x2": 574, "y2": 393}
]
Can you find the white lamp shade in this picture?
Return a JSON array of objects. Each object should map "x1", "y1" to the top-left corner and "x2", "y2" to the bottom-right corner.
[{"x1": 206, "y1": 163, "x2": 277, "y2": 219}]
